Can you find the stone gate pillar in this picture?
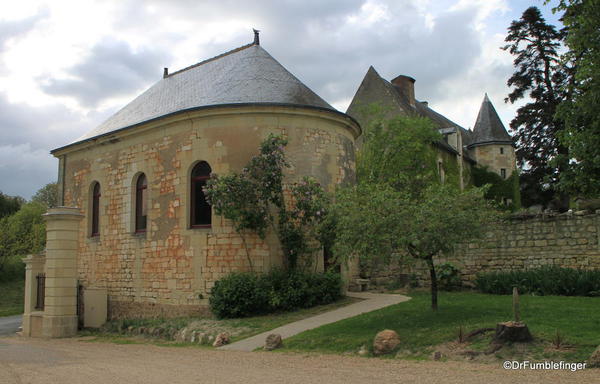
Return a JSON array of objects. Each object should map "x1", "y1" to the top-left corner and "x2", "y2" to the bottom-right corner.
[
  {"x1": 22, "y1": 252, "x2": 45, "y2": 337},
  {"x1": 42, "y1": 207, "x2": 83, "y2": 338}
]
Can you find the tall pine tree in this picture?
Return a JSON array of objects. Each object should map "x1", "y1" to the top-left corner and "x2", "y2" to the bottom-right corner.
[
  {"x1": 503, "y1": 6, "x2": 570, "y2": 209},
  {"x1": 553, "y1": 0, "x2": 600, "y2": 197}
]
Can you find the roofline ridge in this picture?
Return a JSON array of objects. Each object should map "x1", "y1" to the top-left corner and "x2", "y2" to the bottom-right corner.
[{"x1": 166, "y1": 42, "x2": 256, "y2": 78}]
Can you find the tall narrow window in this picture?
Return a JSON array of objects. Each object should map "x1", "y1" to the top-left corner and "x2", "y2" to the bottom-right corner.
[
  {"x1": 501, "y1": 168, "x2": 507, "y2": 179},
  {"x1": 438, "y1": 161, "x2": 445, "y2": 183},
  {"x1": 191, "y1": 161, "x2": 212, "y2": 227},
  {"x1": 135, "y1": 174, "x2": 147, "y2": 232},
  {"x1": 91, "y1": 182, "x2": 101, "y2": 237},
  {"x1": 500, "y1": 147, "x2": 504, "y2": 155}
]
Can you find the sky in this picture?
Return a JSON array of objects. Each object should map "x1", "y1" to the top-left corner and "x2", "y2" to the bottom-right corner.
[{"x1": 0, "y1": 0, "x2": 563, "y2": 199}]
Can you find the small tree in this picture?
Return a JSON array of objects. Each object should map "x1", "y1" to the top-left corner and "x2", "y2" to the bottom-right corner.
[
  {"x1": 31, "y1": 182, "x2": 59, "y2": 208},
  {"x1": 334, "y1": 183, "x2": 496, "y2": 310},
  {"x1": 334, "y1": 111, "x2": 499, "y2": 310},
  {"x1": 204, "y1": 134, "x2": 330, "y2": 271}
]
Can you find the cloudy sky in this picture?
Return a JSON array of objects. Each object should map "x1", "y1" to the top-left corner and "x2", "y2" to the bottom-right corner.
[{"x1": 0, "y1": 0, "x2": 562, "y2": 199}]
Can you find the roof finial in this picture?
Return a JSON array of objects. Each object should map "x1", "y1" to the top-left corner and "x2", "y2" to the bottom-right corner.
[{"x1": 253, "y1": 28, "x2": 260, "y2": 45}]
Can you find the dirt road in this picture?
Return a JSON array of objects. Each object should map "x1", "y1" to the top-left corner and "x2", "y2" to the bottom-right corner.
[{"x1": 0, "y1": 336, "x2": 595, "y2": 384}]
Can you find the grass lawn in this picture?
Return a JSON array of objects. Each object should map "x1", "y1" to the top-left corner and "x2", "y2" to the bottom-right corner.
[
  {"x1": 85, "y1": 296, "x2": 362, "y2": 345},
  {"x1": 0, "y1": 279, "x2": 24, "y2": 317},
  {"x1": 282, "y1": 290, "x2": 600, "y2": 362}
]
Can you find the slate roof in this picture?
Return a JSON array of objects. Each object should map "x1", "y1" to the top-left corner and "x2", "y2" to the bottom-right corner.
[
  {"x1": 469, "y1": 94, "x2": 513, "y2": 147},
  {"x1": 58, "y1": 41, "x2": 338, "y2": 151},
  {"x1": 346, "y1": 66, "x2": 475, "y2": 160}
]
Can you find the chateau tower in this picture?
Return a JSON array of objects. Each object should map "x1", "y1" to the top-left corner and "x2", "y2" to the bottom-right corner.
[{"x1": 468, "y1": 94, "x2": 516, "y2": 179}]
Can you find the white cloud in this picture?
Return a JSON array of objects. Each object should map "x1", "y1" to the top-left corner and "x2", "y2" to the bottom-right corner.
[{"x1": 0, "y1": 0, "x2": 563, "y2": 198}]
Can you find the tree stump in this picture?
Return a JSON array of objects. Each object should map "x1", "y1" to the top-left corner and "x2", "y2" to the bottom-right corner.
[{"x1": 494, "y1": 321, "x2": 532, "y2": 342}]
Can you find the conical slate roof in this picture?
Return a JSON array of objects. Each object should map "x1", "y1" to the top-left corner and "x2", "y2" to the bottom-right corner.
[
  {"x1": 470, "y1": 94, "x2": 513, "y2": 147},
  {"x1": 65, "y1": 42, "x2": 336, "y2": 148}
]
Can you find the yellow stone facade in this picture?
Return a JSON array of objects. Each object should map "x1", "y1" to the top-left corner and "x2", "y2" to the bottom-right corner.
[
  {"x1": 472, "y1": 144, "x2": 517, "y2": 179},
  {"x1": 53, "y1": 105, "x2": 359, "y2": 318}
]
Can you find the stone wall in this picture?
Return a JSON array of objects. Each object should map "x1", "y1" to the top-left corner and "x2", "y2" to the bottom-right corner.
[
  {"x1": 371, "y1": 211, "x2": 600, "y2": 288},
  {"x1": 55, "y1": 105, "x2": 358, "y2": 318}
]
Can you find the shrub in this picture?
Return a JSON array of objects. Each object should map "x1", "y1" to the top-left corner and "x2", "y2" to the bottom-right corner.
[
  {"x1": 437, "y1": 263, "x2": 462, "y2": 291},
  {"x1": 210, "y1": 270, "x2": 343, "y2": 319},
  {"x1": 209, "y1": 272, "x2": 269, "y2": 318},
  {"x1": 475, "y1": 266, "x2": 600, "y2": 296}
]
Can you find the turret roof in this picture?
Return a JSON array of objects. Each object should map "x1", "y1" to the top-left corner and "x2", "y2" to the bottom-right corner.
[{"x1": 470, "y1": 94, "x2": 513, "y2": 147}]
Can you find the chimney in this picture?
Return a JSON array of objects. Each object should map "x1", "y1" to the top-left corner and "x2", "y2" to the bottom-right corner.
[
  {"x1": 391, "y1": 75, "x2": 416, "y2": 108},
  {"x1": 163, "y1": 68, "x2": 169, "y2": 78}
]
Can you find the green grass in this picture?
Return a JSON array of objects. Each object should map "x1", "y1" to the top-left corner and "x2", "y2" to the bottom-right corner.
[
  {"x1": 0, "y1": 279, "x2": 24, "y2": 317},
  {"x1": 84, "y1": 296, "x2": 362, "y2": 344},
  {"x1": 282, "y1": 291, "x2": 600, "y2": 362}
]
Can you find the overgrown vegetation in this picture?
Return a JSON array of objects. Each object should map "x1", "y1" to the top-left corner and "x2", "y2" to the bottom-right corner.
[
  {"x1": 282, "y1": 291, "x2": 599, "y2": 362},
  {"x1": 0, "y1": 202, "x2": 46, "y2": 279},
  {"x1": 209, "y1": 269, "x2": 342, "y2": 319},
  {"x1": 205, "y1": 135, "x2": 330, "y2": 271},
  {"x1": 332, "y1": 110, "x2": 499, "y2": 310},
  {"x1": 475, "y1": 266, "x2": 600, "y2": 296},
  {"x1": 472, "y1": 166, "x2": 521, "y2": 210}
]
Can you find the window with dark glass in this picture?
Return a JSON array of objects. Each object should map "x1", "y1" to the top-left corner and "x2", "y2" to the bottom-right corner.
[
  {"x1": 135, "y1": 174, "x2": 147, "y2": 232},
  {"x1": 500, "y1": 147, "x2": 504, "y2": 154},
  {"x1": 91, "y1": 182, "x2": 101, "y2": 237},
  {"x1": 191, "y1": 162, "x2": 212, "y2": 227},
  {"x1": 501, "y1": 168, "x2": 507, "y2": 179}
]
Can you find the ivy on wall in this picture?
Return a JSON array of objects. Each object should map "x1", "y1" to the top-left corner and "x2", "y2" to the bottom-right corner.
[{"x1": 472, "y1": 166, "x2": 521, "y2": 211}]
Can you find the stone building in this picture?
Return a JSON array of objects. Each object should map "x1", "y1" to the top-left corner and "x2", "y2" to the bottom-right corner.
[
  {"x1": 347, "y1": 66, "x2": 516, "y2": 186},
  {"x1": 47, "y1": 34, "x2": 360, "y2": 320}
]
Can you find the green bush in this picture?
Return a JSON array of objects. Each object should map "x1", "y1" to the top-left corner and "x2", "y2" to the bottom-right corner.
[
  {"x1": 210, "y1": 270, "x2": 343, "y2": 319},
  {"x1": 437, "y1": 263, "x2": 462, "y2": 291},
  {"x1": 475, "y1": 266, "x2": 600, "y2": 296}
]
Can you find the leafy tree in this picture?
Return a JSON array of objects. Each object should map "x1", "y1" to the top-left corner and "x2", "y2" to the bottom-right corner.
[
  {"x1": 551, "y1": 0, "x2": 600, "y2": 197},
  {"x1": 333, "y1": 113, "x2": 498, "y2": 310},
  {"x1": 205, "y1": 134, "x2": 330, "y2": 271},
  {"x1": 0, "y1": 202, "x2": 46, "y2": 278},
  {"x1": 357, "y1": 110, "x2": 442, "y2": 197},
  {"x1": 31, "y1": 182, "x2": 59, "y2": 208},
  {"x1": 0, "y1": 192, "x2": 24, "y2": 218},
  {"x1": 503, "y1": 6, "x2": 570, "y2": 208}
]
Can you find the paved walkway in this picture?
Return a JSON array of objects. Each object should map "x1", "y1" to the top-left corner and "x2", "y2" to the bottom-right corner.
[
  {"x1": 0, "y1": 315, "x2": 21, "y2": 336},
  {"x1": 219, "y1": 291, "x2": 410, "y2": 351}
]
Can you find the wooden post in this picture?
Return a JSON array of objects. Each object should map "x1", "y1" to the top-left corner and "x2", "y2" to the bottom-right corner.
[{"x1": 512, "y1": 286, "x2": 520, "y2": 322}]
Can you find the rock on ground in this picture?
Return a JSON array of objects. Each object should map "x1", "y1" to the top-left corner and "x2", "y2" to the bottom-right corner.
[
  {"x1": 213, "y1": 332, "x2": 230, "y2": 347},
  {"x1": 588, "y1": 345, "x2": 600, "y2": 368},
  {"x1": 264, "y1": 334, "x2": 283, "y2": 351},
  {"x1": 373, "y1": 329, "x2": 400, "y2": 356}
]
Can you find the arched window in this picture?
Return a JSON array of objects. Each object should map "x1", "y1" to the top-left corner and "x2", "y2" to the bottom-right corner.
[
  {"x1": 191, "y1": 162, "x2": 211, "y2": 228},
  {"x1": 135, "y1": 174, "x2": 148, "y2": 233},
  {"x1": 91, "y1": 182, "x2": 101, "y2": 237}
]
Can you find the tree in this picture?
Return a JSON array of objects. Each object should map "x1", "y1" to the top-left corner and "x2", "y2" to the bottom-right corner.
[
  {"x1": 31, "y1": 182, "x2": 59, "y2": 208},
  {"x1": 333, "y1": 113, "x2": 498, "y2": 310},
  {"x1": 0, "y1": 202, "x2": 46, "y2": 278},
  {"x1": 551, "y1": 0, "x2": 600, "y2": 197},
  {"x1": 205, "y1": 135, "x2": 330, "y2": 271},
  {"x1": 503, "y1": 6, "x2": 570, "y2": 208},
  {"x1": 0, "y1": 192, "x2": 24, "y2": 219},
  {"x1": 357, "y1": 110, "x2": 442, "y2": 197}
]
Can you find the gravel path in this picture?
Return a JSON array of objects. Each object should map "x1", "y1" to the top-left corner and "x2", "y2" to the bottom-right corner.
[
  {"x1": 0, "y1": 336, "x2": 595, "y2": 384},
  {"x1": 220, "y1": 291, "x2": 410, "y2": 351}
]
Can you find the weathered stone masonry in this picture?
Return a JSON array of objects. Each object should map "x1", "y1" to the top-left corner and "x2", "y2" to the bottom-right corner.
[
  {"x1": 58, "y1": 107, "x2": 358, "y2": 319},
  {"x1": 372, "y1": 212, "x2": 600, "y2": 287}
]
